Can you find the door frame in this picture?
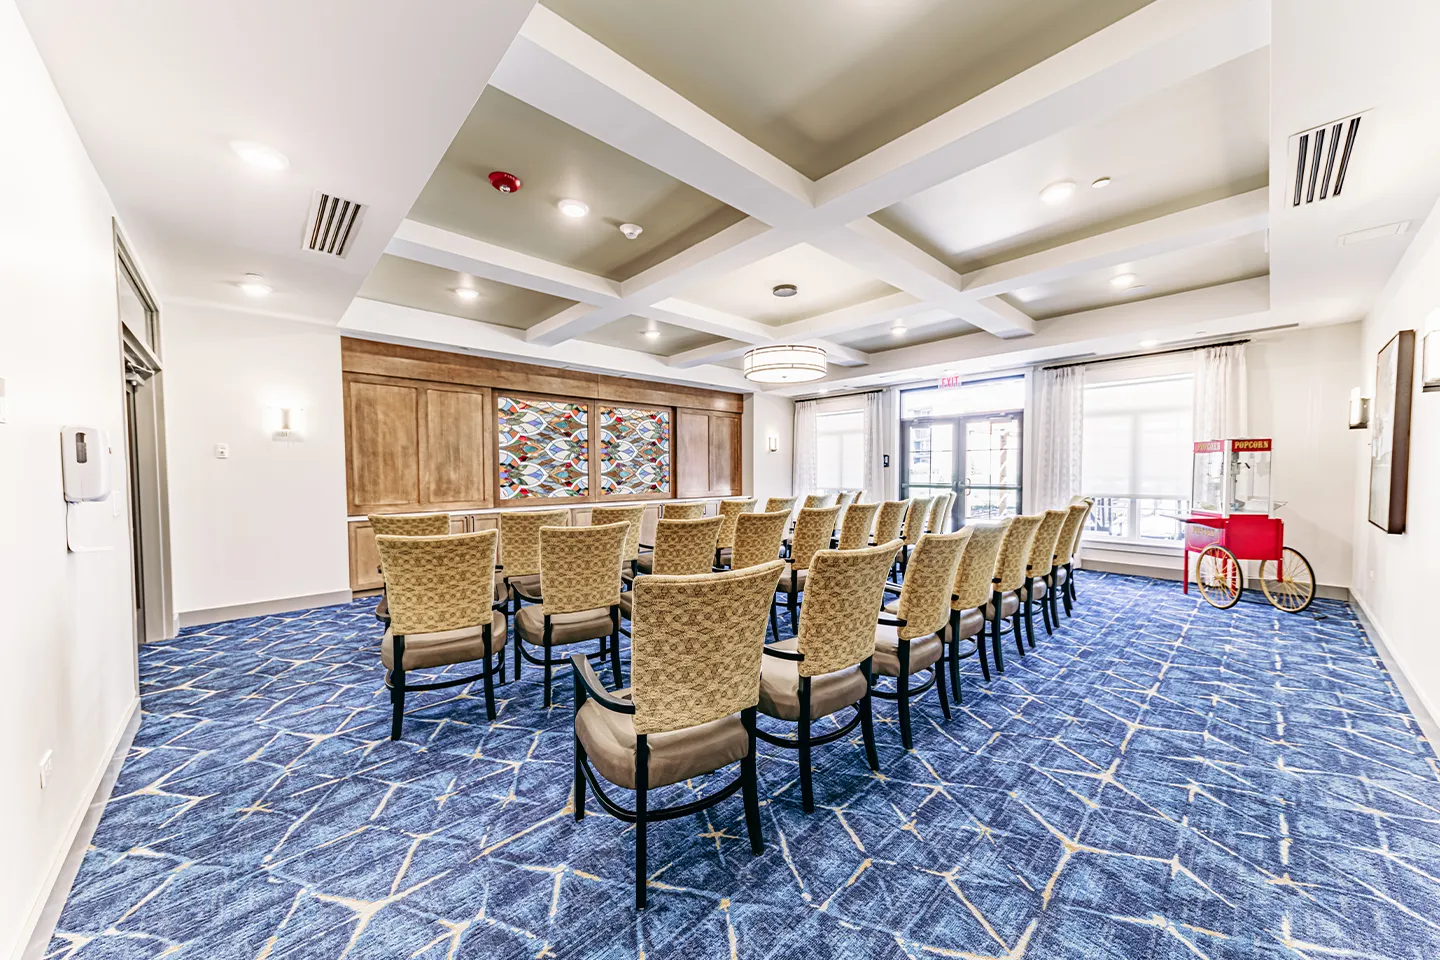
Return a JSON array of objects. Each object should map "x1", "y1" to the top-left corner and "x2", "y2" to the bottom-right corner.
[{"x1": 900, "y1": 411, "x2": 1024, "y2": 527}]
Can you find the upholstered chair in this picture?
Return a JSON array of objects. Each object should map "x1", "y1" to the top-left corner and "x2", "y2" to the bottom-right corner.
[
  {"x1": 593, "y1": 504, "x2": 646, "y2": 581},
  {"x1": 837, "y1": 501, "x2": 880, "y2": 549},
  {"x1": 1052, "y1": 502, "x2": 1090, "y2": 618},
  {"x1": 874, "y1": 530, "x2": 969, "y2": 749},
  {"x1": 898, "y1": 496, "x2": 933, "y2": 573},
  {"x1": 938, "y1": 520, "x2": 1010, "y2": 691},
  {"x1": 499, "y1": 508, "x2": 569, "y2": 611},
  {"x1": 802, "y1": 493, "x2": 836, "y2": 509},
  {"x1": 713, "y1": 498, "x2": 757, "y2": 568},
  {"x1": 872, "y1": 499, "x2": 909, "y2": 547},
  {"x1": 572, "y1": 560, "x2": 784, "y2": 909},
  {"x1": 763, "y1": 496, "x2": 797, "y2": 515},
  {"x1": 757, "y1": 541, "x2": 900, "y2": 812},
  {"x1": 515, "y1": 522, "x2": 627, "y2": 705},
  {"x1": 984, "y1": 514, "x2": 1044, "y2": 675},
  {"x1": 933, "y1": 492, "x2": 957, "y2": 534},
  {"x1": 779, "y1": 505, "x2": 842, "y2": 634},
  {"x1": 637, "y1": 502, "x2": 708, "y2": 574},
  {"x1": 830, "y1": 491, "x2": 860, "y2": 541},
  {"x1": 1059, "y1": 498, "x2": 1095, "y2": 610},
  {"x1": 368, "y1": 513, "x2": 451, "y2": 626},
  {"x1": 619, "y1": 516, "x2": 722, "y2": 622},
  {"x1": 924, "y1": 494, "x2": 949, "y2": 535},
  {"x1": 375, "y1": 530, "x2": 507, "y2": 738},
  {"x1": 731, "y1": 510, "x2": 791, "y2": 638},
  {"x1": 1018, "y1": 509, "x2": 1069, "y2": 646}
]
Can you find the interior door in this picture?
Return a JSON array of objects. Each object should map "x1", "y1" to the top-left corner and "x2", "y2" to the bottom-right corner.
[{"x1": 959, "y1": 414, "x2": 1023, "y2": 524}]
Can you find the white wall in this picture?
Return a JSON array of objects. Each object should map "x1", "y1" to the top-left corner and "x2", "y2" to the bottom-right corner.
[
  {"x1": 743, "y1": 391, "x2": 793, "y2": 500},
  {"x1": 0, "y1": 3, "x2": 140, "y2": 953},
  {"x1": 1352, "y1": 197, "x2": 1440, "y2": 718},
  {"x1": 163, "y1": 303, "x2": 350, "y2": 619}
]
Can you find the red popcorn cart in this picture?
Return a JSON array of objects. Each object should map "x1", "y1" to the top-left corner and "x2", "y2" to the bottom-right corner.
[{"x1": 1178, "y1": 439, "x2": 1315, "y2": 612}]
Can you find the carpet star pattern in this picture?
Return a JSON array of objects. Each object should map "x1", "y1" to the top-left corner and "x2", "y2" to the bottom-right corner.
[{"x1": 47, "y1": 573, "x2": 1440, "y2": 959}]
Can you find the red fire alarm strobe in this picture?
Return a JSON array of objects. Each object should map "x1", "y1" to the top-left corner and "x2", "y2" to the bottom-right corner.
[{"x1": 488, "y1": 171, "x2": 522, "y2": 193}]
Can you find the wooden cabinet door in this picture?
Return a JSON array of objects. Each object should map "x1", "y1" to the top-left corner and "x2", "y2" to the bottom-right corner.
[
  {"x1": 708, "y1": 414, "x2": 741, "y2": 495},
  {"x1": 348, "y1": 522, "x2": 384, "y2": 591},
  {"x1": 347, "y1": 379, "x2": 420, "y2": 514},
  {"x1": 676, "y1": 410, "x2": 712, "y2": 498},
  {"x1": 422, "y1": 386, "x2": 490, "y2": 508}
]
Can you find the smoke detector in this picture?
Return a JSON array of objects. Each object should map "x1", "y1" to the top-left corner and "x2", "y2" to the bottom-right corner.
[
  {"x1": 488, "y1": 171, "x2": 522, "y2": 193},
  {"x1": 619, "y1": 223, "x2": 643, "y2": 240}
]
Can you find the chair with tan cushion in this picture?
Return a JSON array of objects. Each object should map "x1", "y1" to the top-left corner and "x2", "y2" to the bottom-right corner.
[
  {"x1": 594, "y1": 504, "x2": 646, "y2": 581},
  {"x1": 499, "y1": 508, "x2": 569, "y2": 611},
  {"x1": 934, "y1": 492, "x2": 957, "y2": 534},
  {"x1": 924, "y1": 494, "x2": 950, "y2": 535},
  {"x1": 985, "y1": 514, "x2": 1044, "y2": 675},
  {"x1": 1058, "y1": 497, "x2": 1095, "y2": 613},
  {"x1": 837, "y1": 501, "x2": 880, "y2": 550},
  {"x1": 730, "y1": 510, "x2": 791, "y2": 639},
  {"x1": 375, "y1": 530, "x2": 507, "y2": 738},
  {"x1": 368, "y1": 513, "x2": 451, "y2": 626},
  {"x1": 1052, "y1": 501, "x2": 1091, "y2": 618},
  {"x1": 938, "y1": 520, "x2": 1010, "y2": 691},
  {"x1": 1019, "y1": 509, "x2": 1069, "y2": 647},
  {"x1": 757, "y1": 541, "x2": 900, "y2": 812},
  {"x1": 572, "y1": 560, "x2": 784, "y2": 909},
  {"x1": 830, "y1": 491, "x2": 859, "y2": 540},
  {"x1": 713, "y1": 498, "x2": 757, "y2": 568},
  {"x1": 898, "y1": 496, "x2": 933, "y2": 574},
  {"x1": 873, "y1": 530, "x2": 969, "y2": 749},
  {"x1": 802, "y1": 493, "x2": 836, "y2": 509},
  {"x1": 516, "y1": 522, "x2": 627, "y2": 705},
  {"x1": 637, "y1": 502, "x2": 708, "y2": 574},
  {"x1": 763, "y1": 496, "x2": 797, "y2": 515},
  {"x1": 779, "y1": 504, "x2": 842, "y2": 634},
  {"x1": 619, "y1": 516, "x2": 722, "y2": 622},
  {"x1": 871, "y1": 499, "x2": 909, "y2": 547}
]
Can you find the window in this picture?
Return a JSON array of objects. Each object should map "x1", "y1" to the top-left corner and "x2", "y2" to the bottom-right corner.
[
  {"x1": 901, "y1": 378, "x2": 1024, "y2": 525},
  {"x1": 1081, "y1": 375, "x2": 1193, "y2": 544},
  {"x1": 902, "y1": 377, "x2": 1025, "y2": 419},
  {"x1": 816, "y1": 410, "x2": 865, "y2": 492}
]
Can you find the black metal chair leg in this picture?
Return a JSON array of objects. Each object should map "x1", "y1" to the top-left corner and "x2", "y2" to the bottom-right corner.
[
  {"x1": 543, "y1": 617, "x2": 554, "y2": 708},
  {"x1": 573, "y1": 670, "x2": 586, "y2": 821},
  {"x1": 935, "y1": 659, "x2": 951, "y2": 721},
  {"x1": 798, "y1": 679, "x2": 814, "y2": 813},
  {"x1": 741, "y1": 709, "x2": 764, "y2": 855},
  {"x1": 1040, "y1": 584, "x2": 1054, "y2": 636},
  {"x1": 990, "y1": 591, "x2": 1006, "y2": 674},
  {"x1": 946, "y1": 610, "x2": 962, "y2": 702},
  {"x1": 898, "y1": 642, "x2": 913, "y2": 750},
  {"x1": 1020, "y1": 581, "x2": 1034, "y2": 653},
  {"x1": 635, "y1": 738, "x2": 649, "y2": 910},
  {"x1": 788, "y1": 583, "x2": 799, "y2": 638},
  {"x1": 609, "y1": 607, "x2": 623, "y2": 687},
  {"x1": 860, "y1": 659, "x2": 880, "y2": 772},
  {"x1": 389, "y1": 636, "x2": 406, "y2": 741},
  {"x1": 482, "y1": 630, "x2": 497, "y2": 722},
  {"x1": 1013, "y1": 609, "x2": 1026, "y2": 656},
  {"x1": 769, "y1": 601, "x2": 780, "y2": 641}
]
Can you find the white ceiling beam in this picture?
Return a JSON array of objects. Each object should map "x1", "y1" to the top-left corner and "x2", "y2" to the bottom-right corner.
[
  {"x1": 811, "y1": 0, "x2": 1271, "y2": 223},
  {"x1": 641, "y1": 299, "x2": 779, "y2": 345},
  {"x1": 962, "y1": 188, "x2": 1271, "y2": 299},
  {"x1": 771, "y1": 292, "x2": 926, "y2": 339}
]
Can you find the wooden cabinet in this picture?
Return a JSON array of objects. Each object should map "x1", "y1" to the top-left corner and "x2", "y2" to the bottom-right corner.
[
  {"x1": 422, "y1": 386, "x2": 491, "y2": 509},
  {"x1": 347, "y1": 379, "x2": 420, "y2": 514},
  {"x1": 348, "y1": 521, "x2": 384, "y2": 591},
  {"x1": 677, "y1": 409, "x2": 743, "y2": 498}
]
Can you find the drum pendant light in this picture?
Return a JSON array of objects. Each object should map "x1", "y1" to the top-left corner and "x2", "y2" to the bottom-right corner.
[{"x1": 743, "y1": 344, "x2": 827, "y2": 383}]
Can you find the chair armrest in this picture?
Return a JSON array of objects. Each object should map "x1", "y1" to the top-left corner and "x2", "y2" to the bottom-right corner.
[
  {"x1": 570, "y1": 654, "x2": 635, "y2": 713},
  {"x1": 877, "y1": 615, "x2": 908, "y2": 628},
  {"x1": 762, "y1": 643, "x2": 805, "y2": 662}
]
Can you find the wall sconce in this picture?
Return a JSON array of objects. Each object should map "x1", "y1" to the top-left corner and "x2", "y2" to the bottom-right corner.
[
  {"x1": 1348, "y1": 388, "x2": 1370, "y2": 430},
  {"x1": 266, "y1": 406, "x2": 306, "y2": 441},
  {"x1": 1424, "y1": 309, "x2": 1440, "y2": 393},
  {"x1": 766, "y1": 434, "x2": 779, "y2": 452}
]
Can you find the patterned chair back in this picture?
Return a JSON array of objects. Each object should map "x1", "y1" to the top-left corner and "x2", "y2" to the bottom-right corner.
[
  {"x1": 791, "y1": 505, "x2": 842, "y2": 572},
  {"x1": 934, "y1": 492, "x2": 957, "y2": 533},
  {"x1": 896, "y1": 530, "x2": 970, "y2": 640},
  {"x1": 951, "y1": 521, "x2": 1009, "y2": 611},
  {"x1": 661, "y1": 501, "x2": 708, "y2": 521},
  {"x1": 499, "y1": 509, "x2": 570, "y2": 577},
  {"x1": 375, "y1": 530, "x2": 497, "y2": 635},
  {"x1": 802, "y1": 493, "x2": 835, "y2": 509},
  {"x1": 993, "y1": 514, "x2": 1044, "y2": 593},
  {"x1": 539, "y1": 523, "x2": 627, "y2": 615},
  {"x1": 837, "y1": 501, "x2": 880, "y2": 550},
  {"x1": 873, "y1": 500, "x2": 909, "y2": 544},
  {"x1": 763, "y1": 496, "x2": 797, "y2": 515},
  {"x1": 901, "y1": 497, "x2": 932, "y2": 542},
  {"x1": 831, "y1": 491, "x2": 860, "y2": 538},
  {"x1": 369, "y1": 513, "x2": 450, "y2": 537},
  {"x1": 629, "y1": 561, "x2": 784, "y2": 735},
  {"x1": 732, "y1": 510, "x2": 790, "y2": 570},
  {"x1": 795, "y1": 541, "x2": 902, "y2": 677},
  {"x1": 1026, "y1": 509, "x2": 1069, "y2": 579},
  {"x1": 591, "y1": 504, "x2": 646, "y2": 563},
  {"x1": 1065, "y1": 497, "x2": 1095, "y2": 564},
  {"x1": 651, "y1": 517, "x2": 723, "y2": 576},
  {"x1": 924, "y1": 495, "x2": 949, "y2": 534},
  {"x1": 1053, "y1": 503, "x2": 1089, "y2": 566},
  {"x1": 715, "y1": 498, "x2": 757, "y2": 549}
]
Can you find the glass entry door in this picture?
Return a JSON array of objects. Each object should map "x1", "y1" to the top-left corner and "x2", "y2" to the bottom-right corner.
[{"x1": 902, "y1": 413, "x2": 1023, "y2": 528}]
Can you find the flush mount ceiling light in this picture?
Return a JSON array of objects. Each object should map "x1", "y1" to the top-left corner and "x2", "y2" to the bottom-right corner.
[
  {"x1": 1092, "y1": 176, "x2": 1112, "y2": 189},
  {"x1": 239, "y1": 273, "x2": 271, "y2": 297},
  {"x1": 1040, "y1": 180, "x2": 1077, "y2": 204},
  {"x1": 619, "y1": 223, "x2": 643, "y2": 240},
  {"x1": 743, "y1": 344, "x2": 827, "y2": 383},
  {"x1": 453, "y1": 287, "x2": 480, "y2": 302},
  {"x1": 772, "y1": 283, "x2": 798, "y2": 298},
  {"x1": 557, "y1": 198, "x2": 589, "y2": 218},
  {"x1": 230, "y1": 141, "x2": 289, "y2": 171},
  {"x1": 488, "y1": 171, "x2": 521, "y2": 193},
  {"x1": 1109, "y1": 273, "x2": 1138, "y2": 289}
]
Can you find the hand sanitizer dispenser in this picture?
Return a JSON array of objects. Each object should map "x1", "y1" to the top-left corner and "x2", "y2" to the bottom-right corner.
[{"x1": 61, "y1": 426, "x2": 113, "y2": 502}]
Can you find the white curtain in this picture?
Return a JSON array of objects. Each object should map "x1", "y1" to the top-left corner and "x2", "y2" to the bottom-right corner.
[
  {"x1": 792, "y1": 399, "x2": 818, "y2": 496},
  {"x1": 862, "y1": 391, "x2": 884, "y2": 501},
  {"x1": 1032, "y1": 366, "x2": 1085, "y2": 510},
  {"x1": 1193, "y1": 344, "x2": 1248, "y2": 441}
]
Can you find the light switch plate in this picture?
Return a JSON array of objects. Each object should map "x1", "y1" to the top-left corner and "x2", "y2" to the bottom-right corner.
[{"x1": 214, "y1": 443, "x2": 230, "y2": 459}]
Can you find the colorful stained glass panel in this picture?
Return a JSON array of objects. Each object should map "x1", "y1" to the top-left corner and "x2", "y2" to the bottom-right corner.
[
  {"x1": 497, "y1": 396, "x2": 589, "y2": 499},
  {"x1": 600, "y1": 406, "x2": 671, "y2": 495}
]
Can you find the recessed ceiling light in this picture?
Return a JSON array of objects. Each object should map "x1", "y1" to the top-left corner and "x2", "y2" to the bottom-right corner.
[
  {"x1": 1123, "y1": 285, "x2": 1150, "y2": 296},
  {"x1": 1092, "y1": 177, "x2": 1112, "y2": 189},
  {"x1": 772, "y1": 283, "x2": 798, "y2": 298},
  {"x1": 557, "y1": 199, "x2": 589, "y2": 218},
  {"x1": 1040, "y1": 180, "x2": 1077, "y2": 204},
  {"x1": 239, "y1": 273, "x2": 271, "y2": 297},
  {"x1": 619, "y1": 223, "x2": 643, "y2": 240},
  {"x1": 230, "y1": 141, "x2": 289, "y2": 171},
  {"x1": 1139, "y1": 339, "x2": 1160, "y2": 348},
  {"x1": 642, "y1": 327, "x2": 661, "y2": 339},
  {"x1": 891, "y1": 319, "x2": 907, "y2": 337},
  {"x1": 453, "y1": 287, "x2": 480, "y2": 302},
  {"x1": 1110, "y1": 273, "x2": 1138, "y2": 289}
]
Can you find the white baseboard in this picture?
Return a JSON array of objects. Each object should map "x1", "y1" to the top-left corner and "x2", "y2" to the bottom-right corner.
[
  {"x1": 1350, "y1": 592, "x2": 1440, "y2": 746},
  {"x1": 177, "y1": 589, "x2": 354, "y2": 628},
  {"x1": 16, "y1": 696, "x2": 140, "y2": 960}
]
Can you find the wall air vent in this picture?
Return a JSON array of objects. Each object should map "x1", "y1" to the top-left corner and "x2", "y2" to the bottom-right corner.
[
  {"x1": 303, "y1": 191, "x2": 365, "y2": 258},
  {"x1": 1288, "y1": 112, "x2": 1365, "y2": 208}
]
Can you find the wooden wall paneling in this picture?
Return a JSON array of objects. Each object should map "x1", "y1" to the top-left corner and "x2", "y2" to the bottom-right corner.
[
  {"x1": 676, "y1": 410, "x2": 712, "y2": 498},
  {"x1": 598, "y1": 375, "x2": 742, "y2": 414},
  {"x1": 346, "y1": 377, "x2": 420, "y2": 514},
  {"x1": 420, "y1": 384, "x2": 491, "y2": 509},
  {"x1": 348, "y1": 522, "x2": 384, "y2": 590},
  {"x1": 708, "y1": 413, "x2": 742, "y2": 496}
]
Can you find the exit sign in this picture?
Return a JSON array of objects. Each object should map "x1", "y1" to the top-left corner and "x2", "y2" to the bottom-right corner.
[{"x1": 939, "y1": 375, "x2": 962, "y2": 389}]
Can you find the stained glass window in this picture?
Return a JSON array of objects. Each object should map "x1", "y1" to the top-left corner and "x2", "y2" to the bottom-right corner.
[
  {"x1": 497, "y1": 396, "x2": 589, "y2": 499},
  {"x1": 599, "y1": 406, "x2": 671, "y2": 496}
]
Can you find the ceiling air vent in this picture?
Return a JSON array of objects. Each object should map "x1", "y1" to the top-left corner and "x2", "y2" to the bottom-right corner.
[
  {"x1": 1289, "y1": 112, "x2": 1365, "y2": 208},
  {"x1": 303, "y1": 191, "x2": 365, "y2": 258}
]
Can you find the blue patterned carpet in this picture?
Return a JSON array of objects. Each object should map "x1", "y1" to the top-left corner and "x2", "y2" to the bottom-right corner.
[{"x1": 47, "y1": 573, "x2": 1440, "y2": 959}]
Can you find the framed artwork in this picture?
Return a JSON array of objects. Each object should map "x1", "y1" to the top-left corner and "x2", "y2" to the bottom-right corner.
[
  {"x1": 598, "y1": 405, "x2": 672, "y2": 497},
  {"x1": 1368, "y1": 330, "x2": 1415, "y2": 534},
  {"x1": 496, "y1": 394, "x2": 590, "y2": 500}
]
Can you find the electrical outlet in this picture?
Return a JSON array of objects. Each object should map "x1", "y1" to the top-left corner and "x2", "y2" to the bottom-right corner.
[
  {"x1": 214, "y1": 443, "x2": 230, "y2": 459},
  {"x1": 39, "y1": 749, "x2": 53, "y2": 789}
]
